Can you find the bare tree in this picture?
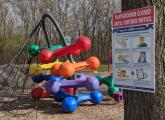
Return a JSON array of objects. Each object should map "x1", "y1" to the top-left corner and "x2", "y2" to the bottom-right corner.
[
  {"x1": 121, "y1": 0, "x2": 165, "y2": 120},
  {"x1": 0, "y1": 0, "x2": 121, "y2": 64}
]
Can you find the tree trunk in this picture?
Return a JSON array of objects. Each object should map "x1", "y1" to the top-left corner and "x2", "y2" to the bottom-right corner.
[{"x1": 121, "y1": 0, "x2": 165, "y2": 120}]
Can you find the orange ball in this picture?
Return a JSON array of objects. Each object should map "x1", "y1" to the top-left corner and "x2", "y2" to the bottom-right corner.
[
  {"x1": 51, "y1": 63, "x2": 62, "y2": 75},
  {"x1": 86, "y1": 57, "x2": 100, "y2": 69},
  {"x1": 58, "y1": 62, "x2": 75, "y2": 78}
]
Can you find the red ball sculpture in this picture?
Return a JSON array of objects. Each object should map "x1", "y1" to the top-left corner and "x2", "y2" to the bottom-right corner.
[
  {"x1": 31, "y1": 87, "x2": 50, "y2": 100},
  {"x1": 38, "y1": 36, "x2": 91, "y2": 63}
]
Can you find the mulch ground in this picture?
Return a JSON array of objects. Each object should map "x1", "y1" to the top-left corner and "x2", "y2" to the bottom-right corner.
[
  {"x1": 0, "y1": 85, "x2": 124, "y2": 120},
  {"x1": 0, "y1": 71, "x2": 124, "y2": 120}
]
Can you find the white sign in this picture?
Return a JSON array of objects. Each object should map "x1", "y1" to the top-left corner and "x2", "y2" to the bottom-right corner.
[{"x1": 112, "y1": 6, "x2": 155, "y2": 92}]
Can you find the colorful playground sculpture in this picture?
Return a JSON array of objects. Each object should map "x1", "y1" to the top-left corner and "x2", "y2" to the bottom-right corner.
[
  {"x1": 38, "y1": 36, "x2": 91, "y2": 63},
  {"x1": 31, "y1": 87, "x2": 50, "y2": 100},
  {"x1": 51, "y1": 56, "x2": 100, "y2": 78},
  {"x1": 56, "y1": 90, "x2": 102, "y2": 112},
  {"x1": 0, "y1": 13, "x2": 123, "y2": 116},
  {"x1": 29, "y1": 35, "x2": 123, "y2": 113},
  {"x1": 29, "y1": 60, "x2": 61, "y2": 76},
  {"x1": 28, "y1": 44, "x2": 63, "y2": 57},
  {"x1": 45, "y1": 73, "x2": 99, "y2": 93},
  {"x1": 96, "y1": 74, "x2": 123, "y2": 102}
]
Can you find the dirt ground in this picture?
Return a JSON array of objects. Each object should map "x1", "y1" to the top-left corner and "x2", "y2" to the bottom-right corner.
[{"x1": 0, "y1": 85, "x2": 124, "y2": 120}]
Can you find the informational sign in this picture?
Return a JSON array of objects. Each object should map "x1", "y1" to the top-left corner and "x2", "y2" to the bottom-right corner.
[{"x1": 112, "y1": 6, "x2": 155, "y2": 92}]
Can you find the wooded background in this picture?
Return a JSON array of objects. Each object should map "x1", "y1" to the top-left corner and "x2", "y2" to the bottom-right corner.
[{"x1": 0, "y1": 0, "x2": 121, "y2": 64}]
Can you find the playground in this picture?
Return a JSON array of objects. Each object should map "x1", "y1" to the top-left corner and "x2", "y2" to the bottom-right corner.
[
  {"x1": 0, "y1": 1, "x2": 164, "y2": 120},
  {"x1": 0, "y1": 22, "x2": 123, "y2": 120},
  {"x1": 0, "y1": 8, "x2": 124, "y2": 118},
  {"x1": 0, "y1": 85, "x2": 123, "y2": 120}
]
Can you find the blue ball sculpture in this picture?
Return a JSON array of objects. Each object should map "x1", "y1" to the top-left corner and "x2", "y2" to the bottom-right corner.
[{"x1": 61, "y1": 97, "x2": 78, "y2": 113}]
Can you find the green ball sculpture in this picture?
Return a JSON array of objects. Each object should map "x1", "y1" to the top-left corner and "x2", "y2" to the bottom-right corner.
[
  {"x1": 28, "y1": 44, "x2": 63, "y2": 57},
  {"x1": 96, "y1": 73, "x2": 120, "y2": 97}
]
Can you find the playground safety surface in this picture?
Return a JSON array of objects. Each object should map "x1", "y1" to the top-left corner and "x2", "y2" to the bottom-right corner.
[
  {"x1": 0, "y1": 72, "x2": 124, "y2": 120},
  {"x1": 0, "y1": 86, "x2": 123, "y2": 120}
]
